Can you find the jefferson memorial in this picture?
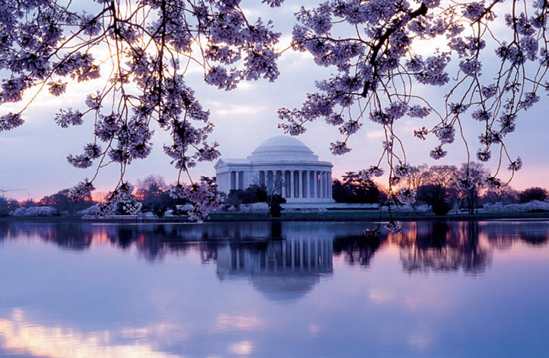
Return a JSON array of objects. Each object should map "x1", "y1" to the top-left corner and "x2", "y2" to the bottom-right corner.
[{"x1": 215, "y1": 136, "x2": 334, "y2": 203}]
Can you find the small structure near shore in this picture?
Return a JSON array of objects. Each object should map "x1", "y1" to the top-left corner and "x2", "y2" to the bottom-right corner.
[{"x1": 215, "y1": 136, "x2": 334, "y2": 204}]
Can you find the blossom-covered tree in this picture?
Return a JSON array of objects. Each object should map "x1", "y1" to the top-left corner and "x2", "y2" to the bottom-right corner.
[
  {"x1": 1, "y1": 0, "x2": 547, "y2": 222},
  {"x1": 0, "y1": 0, "x2": 282, "y2": 217}
]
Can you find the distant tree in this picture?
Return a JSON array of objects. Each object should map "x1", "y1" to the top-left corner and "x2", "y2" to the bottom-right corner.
[
  {"x1": 225, "y1": 190, "x2": 244, "y2": 208},
  {"x1": 267, "y1": 194, "x2": 286, "y2": 218},
  {"x1": 39, "y1": 188, "x2": 93, "y2": 215},
  {"x1": 332, "y1": 179, "x2": 349, "y2": 203},
  {"x1": 432, "y1": 200, "x2": 452, "y2": 216},
  {"x1": 135, "y1": 175, "x2": 168, "y2": 200},
  {"x1": 136, "y1": 175, "x2": 167, "y2": 214},
  {"x1": 519, "y1": 187, "x2": 548, "y2": 203},
  {"x1": 417, "y1": 184, "x2": 447, "y2": 208},
  {"x1": 255, "y1": 186, "x2": 268, "y2": 203},
  {"x1": 134, "y1": 175, "x2": 190, "y2": 216},
  {"x1": 149, "y1": 191, "x2": 182, "y2": 217},
  {"x1": 226, "y1": 182, "x2": 284, "y2": 217},
  {"x1": 21, "y1": 199, "x2": 36, "y2": 208},
  {"x1": 0, "y1": 197, "x2": 19, "y2": 217},
  {"x1": 457, "y1": 162, "x2": 489, "y2": 214},
  {"x1": 405, "y1": 164, "x2": 429, "y2": 192},
  {"x1": 416, "y1": 165, "x2": 458, "y2": 209},
  {"x1": 333, "y1": 172, "x2": 380, "y2": 204},
  {"x1": 482, "y1": 186, "x2": 519, "y2": 204},
  {"x1": 423, "y1": 165, "x2": 459, "y2": 189},
  {"x1": 377, "y1": 187, "x2": 389, "y2": 206},
  {"x1": 226, "y1": 184, "x2": 268, "y2": 208}
]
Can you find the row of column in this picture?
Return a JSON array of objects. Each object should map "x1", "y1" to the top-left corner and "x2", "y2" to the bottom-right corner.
[
  {"x1": 229, "y1": 171, "x2": 245, "y2": 190},
  {"x1": 224, "y1": 169, "x2": 333, "y2": 199},
  {"x1": 258, "y1": 169, "x2": 332, "y2": 199}
]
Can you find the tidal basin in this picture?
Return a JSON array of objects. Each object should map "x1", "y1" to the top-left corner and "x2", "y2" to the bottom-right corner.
[{"x1": 0, "y1": 220, "x2": 548, "y2": 357}]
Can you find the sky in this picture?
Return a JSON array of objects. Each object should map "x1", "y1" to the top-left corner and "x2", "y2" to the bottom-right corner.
[{"x1": 1, "y1": 0, "x2": 549, "y2": 201}]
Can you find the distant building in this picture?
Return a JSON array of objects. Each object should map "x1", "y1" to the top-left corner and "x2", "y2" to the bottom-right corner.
[{"x1": 214, "y1": 136, "x2": 334, "y2": 203}]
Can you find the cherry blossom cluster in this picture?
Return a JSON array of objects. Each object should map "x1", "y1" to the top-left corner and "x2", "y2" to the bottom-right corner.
[
  {"x1": 97, "y1": 182, "x2": 142, "y2": 216},
  {"x1": 68, "y1": 179, "x2": 95, "y2": 202},
  {"x1": 398, "y1": 188, "x2": 417, "y2": 205},
  {"x1": 358, "y1": 165, "x2": 385, "y2": 181},
  {"x1": 169, "y1": 180, "x2": 221, "y2": 223},
  {"x1": 0, "y1": 112, "x2": 23, "y2": 132},
  {"x1": 456, "y1": 177, "x2": 475, "y2": 192},
  {"x1": 483, "y1": 176, "x2": 502, "y2": 190},
  {"x1": 1, "y1": 0, "x2": 285, "y2": 221},
  {"x1": 54, "y1": 109, "x2": 84, "y2": 128}
]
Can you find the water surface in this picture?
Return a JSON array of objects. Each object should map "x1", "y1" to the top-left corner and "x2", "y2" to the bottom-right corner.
[{"x1": 0, "y1": 220, "x2": 548, "y2": 357}]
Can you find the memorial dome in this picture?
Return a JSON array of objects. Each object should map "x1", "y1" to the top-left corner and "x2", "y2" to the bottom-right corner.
[
  {"x1": 247, "y1": 136, "x2": 318, "y2": 162},
  {"x1": 251, "y1": 273, "x2": 320, "y2": 302}
]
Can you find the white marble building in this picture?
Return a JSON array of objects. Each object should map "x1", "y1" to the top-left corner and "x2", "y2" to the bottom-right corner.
[{"x1": 215, "y1": 136, "x2": 334, "y2": 203}]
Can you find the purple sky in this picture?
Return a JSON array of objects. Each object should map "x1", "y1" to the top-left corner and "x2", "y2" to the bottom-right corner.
[{"x1": 1, "y1": 1, "x2": 549, "y2": 201}]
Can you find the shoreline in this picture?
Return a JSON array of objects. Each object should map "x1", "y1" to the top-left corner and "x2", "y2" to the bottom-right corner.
[{"x1": 2, "y1": 210, "x2": 549, "y2": 223}]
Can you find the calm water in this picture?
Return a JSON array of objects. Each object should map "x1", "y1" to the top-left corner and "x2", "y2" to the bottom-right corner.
[{"x1": 0, "y1": 220, "x2": 548, "y2": 358}]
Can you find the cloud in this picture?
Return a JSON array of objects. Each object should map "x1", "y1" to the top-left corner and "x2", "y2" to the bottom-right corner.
[
  {"x1": 0, "y1": 309, "x2": 181, "y2": 358},
  {"x1": 214, "y1": 105, "x2": 269, "y2": 117},
  {"x1": 226, "y1": 341, "x2": 253, "y2": 355},
  {"x1": 308, "y1": 323, "x2": 321, "y2": 337},
  {"x1": 369, "y1": 288, "x2": 395, "y2": 304},
  {"x1": 408, "y1": 334, "x2": 431, "y2": 352},
  {"x1": 213, "y1": 314, "x2": 264, "y2": 332}
]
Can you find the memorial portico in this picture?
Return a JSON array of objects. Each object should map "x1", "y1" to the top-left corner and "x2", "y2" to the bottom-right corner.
[{"x1": 215, "y1": 136, "x2": 334, "y2": 204}]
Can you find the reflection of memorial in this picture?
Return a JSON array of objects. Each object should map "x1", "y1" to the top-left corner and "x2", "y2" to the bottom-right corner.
[
  {"x1": 216, "y1": 235, "x2": 333, "y2": 302},
  {"x1": 2, "y1": 220, "x2": 548, "y2": 279}
]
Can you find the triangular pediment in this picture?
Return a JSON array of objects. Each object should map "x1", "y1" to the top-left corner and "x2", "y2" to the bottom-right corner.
[{"x1": 214, "y1": 159, "x2": 227, "y2": 169}]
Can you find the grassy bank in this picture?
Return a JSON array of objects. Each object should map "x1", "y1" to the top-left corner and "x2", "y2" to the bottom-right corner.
[
  {"x1": 2, "y1": 210, "x2": 549, "y2": 223},
  {"x1": 208, "y1": 211, "x2": 549, "y2": 222}
]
